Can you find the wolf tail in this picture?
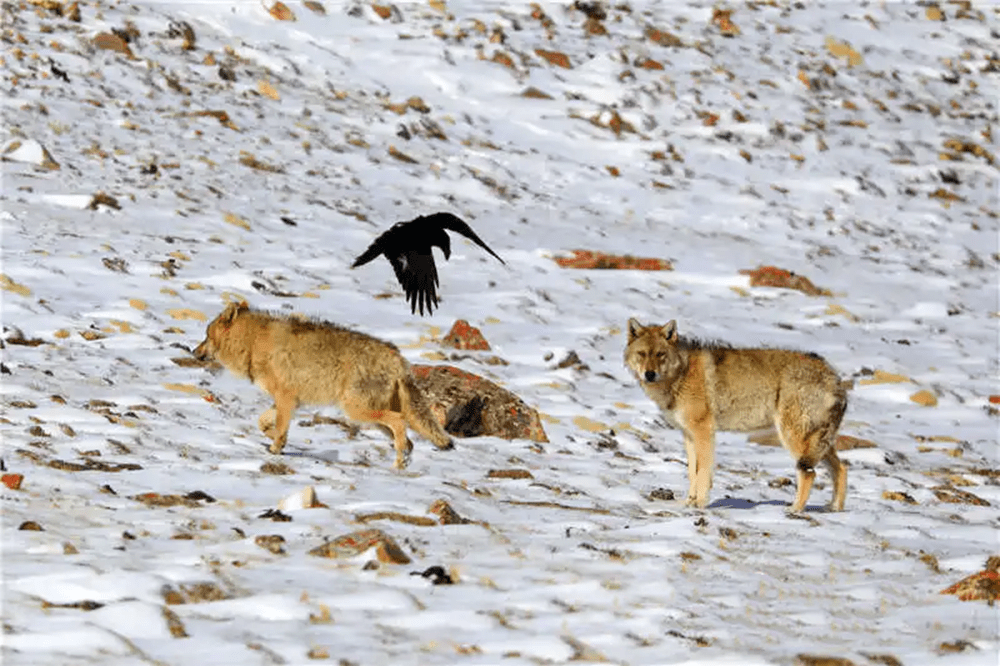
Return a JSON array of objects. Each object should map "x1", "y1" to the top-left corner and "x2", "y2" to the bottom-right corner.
[
  {"x1": 399, "y1": 375, "x2": 454, "y2": 450},
  {"x1": 799, "y1": 379, "x2": 850, "y2": 468}
]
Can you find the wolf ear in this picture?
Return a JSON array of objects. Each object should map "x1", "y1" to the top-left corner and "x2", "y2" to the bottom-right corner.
[
  {"x1": 220, "y1": 300, "x2": 248, "y2": 324},
  {"x1": 661, "y1": 320, "x2": 678, "y2": 342},
  {"x1": 627, "y1": 318, "x2": 644, "y2": 341}
]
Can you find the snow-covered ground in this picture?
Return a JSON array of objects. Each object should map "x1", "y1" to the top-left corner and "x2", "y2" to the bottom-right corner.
[{"x1": 2, "y1": 1, "x2": 998, "y2": 664}]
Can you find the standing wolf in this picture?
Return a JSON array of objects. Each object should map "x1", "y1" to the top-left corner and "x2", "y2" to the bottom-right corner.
[
  {"x1": 624, "y1": 318, "x2": 848, "y2": 513},
  {"x1": 192, "y1": 301, "x2": 454, "y2": 469}
]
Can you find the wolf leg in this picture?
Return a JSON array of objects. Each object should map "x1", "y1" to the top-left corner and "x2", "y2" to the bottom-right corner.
[
  {"x1": 790, "y1": 460, "x2": 816, "y2": 513},
  {"x1": 776, "y1": 410, "x2": 820, "y2": 513},
  {"x1": 268, "y1": 390, "x2": 296, "y2": 455},
  {"x1": 259, "y1": 405, "x2": 277, "y2": 437},
  {"x1": 687, "y1": 419, "x2": 715, "y2": 508},
  {"x1": 343, "y1": 400, "x2": 413, "y2": 469},
  {"x1": 683, "y1": 432, "x2": 698, "y2": 506},
  {"x1": 822, "y1": 447, "x2": 847, "y2": 511}
]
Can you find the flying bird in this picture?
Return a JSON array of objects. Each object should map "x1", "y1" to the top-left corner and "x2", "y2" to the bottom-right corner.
[{"x1": 351, "y1": 212, "x2": 506, "y2": 316}]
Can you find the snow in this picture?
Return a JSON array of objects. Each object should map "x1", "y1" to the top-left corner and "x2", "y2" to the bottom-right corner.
[{"x1": 2, "y1": 1, "x2": 999, "y2": 665}]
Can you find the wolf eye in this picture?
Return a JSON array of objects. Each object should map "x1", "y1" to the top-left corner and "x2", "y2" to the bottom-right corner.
[
  {"x1": 656, "y1": 352, "x2": 666, "y2": 359},
  {"x1": 636, "y1": 351, "x2": 646, "y2": 358}
]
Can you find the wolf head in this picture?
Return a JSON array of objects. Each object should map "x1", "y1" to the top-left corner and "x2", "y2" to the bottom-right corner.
[
  {"x1": 624, "y1": 318, "x2": 685, "y2": 384},
  {"x1": 193, "y1": 300, "x2": 249, "y2": 361}
]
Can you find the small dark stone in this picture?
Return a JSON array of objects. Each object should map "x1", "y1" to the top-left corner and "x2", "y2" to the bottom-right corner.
[
  {"x1": 647, "y1": 487, "x2": 674, "y2": 501},
  {"x1": 259, "y1": 508, "x2": 293, "y2": 522},
  {"x1": 411, "y1": 565, "x2": 453, "y2": 585},
  {"x1": 184, "y1": 490, "x2": 216, "y2": 503}
]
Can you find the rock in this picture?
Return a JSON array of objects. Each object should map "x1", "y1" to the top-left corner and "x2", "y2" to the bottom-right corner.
[
  {"x1": 387, "y1": 145, "x2": 418, "y2": 164},
  {"x1": 554, "y1": 250, "x2": 672, "y2": 270},
  {"x1": 410, "y1": 565, "x2": 453, "y2": 585},
  {"x1": 2, "y1": 473, "x2": 24, "y2": 490},
  {"x1": 162, "y1": 582, "x2": 231, "y2": 604},
  {"x1": 535, "y1": 48, "x2": 572, "y2": 69},
  {"x1": 444, "y1": 396, "x2": 486, "y2": 437},
  {"x1": 3, "y1": 138, "x2": 59, "y2": 169},
  {"x1": 487, "y1": 468, "x2": 533, "y2": 480},
  {"x1": 941, "y1": 559, "x2": 1000, "y2": 603},
  {"x1": 645, "y1": 26, "x2": 684, "y2": 48},
  {"x1": 910, "y1": 389, "x2": 938, "y2": 406},
  {"x1": 277, "y1": 485, "x2": 325, "y2": 510},
  {"x1": 882, "y1": 490, "x2": 917, "y2": 504},
  {"x1": 268, "y1": 1, "x2": 296, "y2": 21},
  {"x1": 308, "y1": 528, "x2": 411, "y2": 565},
  {"x1": 857, "y1": 370, "x2": 911, "y2": 386},
  {"x1": 371, "y1": 4, "x2": 401, "y2": 21},
  {"x1": 932, "y1": 485, "x2": 989, "y2": 506},
  {"x1": 521, "y1": 86, "x2": 553, "y2": 99},
  {"x1": 93, "y1": 32, "x2": 134, "y2": 58},
  {"x1": 254, "y1": 534, "x2": 286, "y2": 555},
  {"x1": 825, "y1": 36, "x2": 863, "y2": 68},
  {"x1": 795, "y1": 657, "x2": 856, "y2": 666},
  {"x1": 88, "y1": 192, "x2": 121, "y2": 210},
  {"x1": 739, "y1": 265, "x2": 832, "y2": 296},
  {"x1": 646, "y1": 488, "x2": 675, "y2": 501},
  {"x1": 636, "y1": 57, "x2": 664, "y2": 70},
  {"x1": 442, "y1": 319, "x2": 490, "y2": 350},
  {"x1": 354, "y1": 511, "x2": 437, "y2": 527},
  {"x1": 427, "y1": 499, "x2": 469, "y2": 525},
  {"x1": 258, "y1": 508, "x2": 293, "y2": 522},
  {"x1": 605, "y1": 110, "x2": 636, "y2": 136},
  {"x1": 491, "y1": 51, "x2": 515, "y2": 69},
  {"x1": 162, "y1": 606, "x2": 188, "y2": 638},
  {"x1": 710, "y1": 8, "x2": 741, "y2": 37},
  {"x1": 132, "y1": 493, "x2": 203, "y2": 508},
  {"x1": 583, "y1": 17, "x2": 607, "y2": 37},
  {"x1": 411, "y1": 364, "x2": 548, "y2": 442},
  {"x1": 260, "y1": 460, "x2": 294, "y2": 475},
  {"x1": 554, "y1": 350, "x2": 589, "y2": 371}
]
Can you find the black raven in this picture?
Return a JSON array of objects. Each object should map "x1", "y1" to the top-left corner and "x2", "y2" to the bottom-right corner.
[{"x1": 351, "y1": 212, "x2": 505, "y2": 316}]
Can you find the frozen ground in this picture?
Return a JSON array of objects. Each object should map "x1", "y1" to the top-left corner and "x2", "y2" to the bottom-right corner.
[{"x1": 2, "y1": 1, "x2": 998, "y2": 664}]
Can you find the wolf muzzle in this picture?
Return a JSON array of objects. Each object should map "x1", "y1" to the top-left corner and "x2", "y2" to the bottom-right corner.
[
  {"x1": 643, "y1": 370, "x2": 658, "y2": 382},
  {"x1": 192, "y1": 340, "x2": 211, "y2": 361}
]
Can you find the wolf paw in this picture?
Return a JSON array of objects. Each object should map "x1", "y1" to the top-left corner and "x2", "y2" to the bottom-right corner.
[
  {"x1": 393, "y1": 450, "x2": 412, "y2": 470},
  {"x1": 393, "y1": 440, "x2": 414, "y2": 470},
  {"x1": 686, "y1": 495, "x2": 710, "y2": 509},
  {"x1": 268, "y1": 435, "x2": 287, "y2": 456}
]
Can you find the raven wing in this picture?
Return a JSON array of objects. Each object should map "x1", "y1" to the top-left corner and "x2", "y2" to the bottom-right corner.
[
  {"x1": 430, "y1": 213, "x2": 506, "y2": 265},
  {"x1": 388, "y1": 249, "x2": 440, "y2": 316},
  {"x1": 351, "y1": 230, "x2": 392, "y2": 268}
]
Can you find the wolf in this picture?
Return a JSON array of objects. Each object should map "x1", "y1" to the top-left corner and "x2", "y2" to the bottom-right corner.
[
  {"x1": 192, "y1": 301, "x2": 454, "y2": 469},
  {"x1": 624, "y1": 318, "x2": 848, "y2": 513}
]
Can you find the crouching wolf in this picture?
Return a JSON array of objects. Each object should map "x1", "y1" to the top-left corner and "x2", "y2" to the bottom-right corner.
[
  {"x1": 624, "y1": 318, "x2": 848, "y2": 513},
  {"x1": 192, "y1": 301, "x2": 454, "y2": 469}
]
